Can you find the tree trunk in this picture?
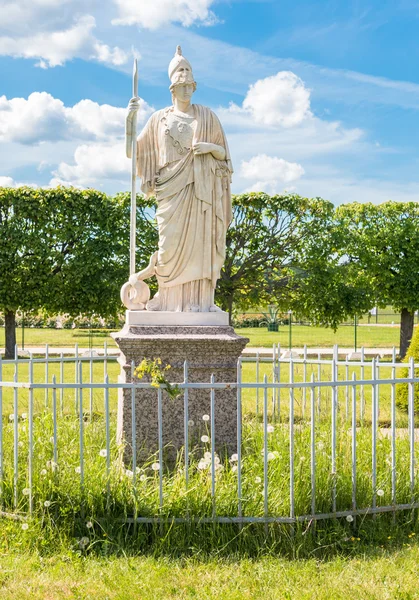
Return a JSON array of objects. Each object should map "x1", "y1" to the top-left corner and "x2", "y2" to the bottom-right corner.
[
  {"x1": 4, "y1": 310, "x2": 16, "y2": 359},
  {"x1": 400, "y1": 308, "x2": 414, "y2": 359}
]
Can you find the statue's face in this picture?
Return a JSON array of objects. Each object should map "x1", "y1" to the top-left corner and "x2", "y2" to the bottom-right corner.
[{"x1": 173, "y1": 83, "x2": 194, "y2": 102}]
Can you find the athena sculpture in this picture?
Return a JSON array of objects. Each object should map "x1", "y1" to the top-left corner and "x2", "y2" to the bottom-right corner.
[{"x1": 123, "y1": 46, "x2": 233, "y2": 313}]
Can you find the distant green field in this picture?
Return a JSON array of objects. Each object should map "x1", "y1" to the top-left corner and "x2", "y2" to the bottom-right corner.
[{"x1": 1, "y1": 323, "x2": 403, "y2": 350}]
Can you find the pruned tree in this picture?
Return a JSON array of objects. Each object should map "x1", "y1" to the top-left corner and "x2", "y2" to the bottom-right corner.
[
  {"x1": 216, "y1": 192, "x2": 335, "y2": 323},
  {"x1": 336, "y1": 201, "x2": 419, "y2": 358}
]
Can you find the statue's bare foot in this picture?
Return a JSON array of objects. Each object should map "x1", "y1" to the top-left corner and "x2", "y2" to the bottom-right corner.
[{"x1": 209, "y1": 304, "x2": 222, "y2": 312}]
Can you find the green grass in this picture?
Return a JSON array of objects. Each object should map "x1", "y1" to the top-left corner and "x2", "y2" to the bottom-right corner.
[
  {"x1": 0, "y1": 324, "x2": 405, "y2": 350},
  {"x1": 2, "y1": 546, "x2": 419, "y2": 599}
]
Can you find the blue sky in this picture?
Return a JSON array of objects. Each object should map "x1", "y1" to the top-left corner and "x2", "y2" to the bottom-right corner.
[{"x1": 1, "y1": 0, "x2": 419, "y2": 204}]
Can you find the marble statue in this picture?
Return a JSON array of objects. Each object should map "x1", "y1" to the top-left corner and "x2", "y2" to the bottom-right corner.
[{"x1": 122, "y1": 46, "x2": 233, "y2": 313}]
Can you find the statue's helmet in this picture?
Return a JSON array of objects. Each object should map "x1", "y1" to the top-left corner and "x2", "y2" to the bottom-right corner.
[{"x1": 168, "y1": 46, "x2": 197, "y2": 91}]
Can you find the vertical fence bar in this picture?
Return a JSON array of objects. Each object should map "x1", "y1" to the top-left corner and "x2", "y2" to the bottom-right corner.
[
  {"x1": 317, "y1": 352, "x2": 321, "y2": 416},
  {"x1": 52, "y1": 375, "x2": 58, "y2": 467},
  {"x1": 351, "y1": 372, "x2": 357, "y2": 520},
  {"x1": 183, "y1": 361, "x2": 189, "y2": 494},
  {"x1": 391, "y1": 354, "x2": 396, "y2": 514},
  {"x1": 131, "y1": 360, "x2": 137, "y2": 487},
  {"x1": 371, "y1": 357, "x2": 377, "y2": 514},
  {"x1": 376, "y1": 356, "x2": 380, "y2": 422},
  {"x1": 45, "y1": 343, "x2": 49, "y2": 409},
  {"x1": 28, "y1": 354, "x2": 33, "y2": 515},
  {"x1": 89, "y1": 351, "x2": 93, "y2": 422},
  {"x1": 277, "y1": 344, "x2": 281, "y2": 420},
  {"x1": 79, "y1": 361, "x2": 84, "y2": 492},
  {"x1": 256, "y1": 351, "x2": 260, "y2": 419},
  {"x1": 272, "y1": 344, "x2": 276, "y2": 419},
  {"x1": 13, "y1": 363, "x2": 18, "y2": 509},
  {"x1": 210, "y1": 373, "x2": 216, "y2": 518},
  {"x1": 103, "y1": 342, "x2": 108, "y2": 377},
  {"x1": 237, "y1": 358, "x2": 243, "y2": 524},
  {"x1": 310, "y1": 373, "x2": 316, "y2": 519},
  {"x1": 331, "y1": 349, "x2": 337, "y2": 513},
  {"x1": 60, "y1": 352, "x2": 64, "y2": 416},
  {"x1": 303, "y1": 345, "x2": 307, "y2": 419},
  {"x1": 409, "y1": 356, "x2": 415, "y2": 503},
  {"x1": 263, "y1": 374, "x2": 269, "y2": 528},
  {"x1": 0, "y1": 355, "x2": 3, "y2": 508},
  {"x1": 289, "y1": 359, "x2": 295, "y2": 521},
  {"x1": 74, "y1": 344, "x2": 79, "y2": 414},
  {"x1": 104, "y1": 374, "x2": 110, "y2": 508},
  {"x1": 360, "y1": 347, "x2": 365, "y2": 423},
  {"x1": 157, "y1": 386, "x2": 163, "y2": 512},
  {"x1": 345, "y1": 357, "x2": 349, "y2": 421}
]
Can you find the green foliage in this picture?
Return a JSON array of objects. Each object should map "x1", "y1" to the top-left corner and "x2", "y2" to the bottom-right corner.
[
  {"x1": 216, "y1": 193, "x2": 335, "y2": 320},
  {"x1": 396, "y1": 326, "x2": 419, "y2": 412},
  {"x1": 134, "y1": 357, "x2": 181, "y2": 399}
]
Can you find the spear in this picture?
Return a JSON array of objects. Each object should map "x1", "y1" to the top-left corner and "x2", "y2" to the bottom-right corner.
[{"x1": 130, "y1": 58, "x2": 139, "y2": 276}]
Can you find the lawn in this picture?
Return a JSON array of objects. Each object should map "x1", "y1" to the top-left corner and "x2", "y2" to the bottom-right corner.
[
  {"x1": 0, "y1": 324, "x2": 404, "y2": 350},
  {"x1": 1, "y1": 547, "x2": 419, "y2": 599}
]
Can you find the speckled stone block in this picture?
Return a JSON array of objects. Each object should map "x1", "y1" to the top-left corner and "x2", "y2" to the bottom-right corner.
[{"x1": 111, "y1": 325, "x2": 249, "y2": 464}]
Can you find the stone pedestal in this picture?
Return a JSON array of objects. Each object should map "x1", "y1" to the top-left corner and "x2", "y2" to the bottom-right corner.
[{"x1": 112, "y1": 317, "x2": 248, "y2": 464}]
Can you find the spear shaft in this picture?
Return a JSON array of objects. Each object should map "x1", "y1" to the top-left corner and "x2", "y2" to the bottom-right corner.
[{"x1": 130, "y1": 58, "x2": 139, "y2": 276}]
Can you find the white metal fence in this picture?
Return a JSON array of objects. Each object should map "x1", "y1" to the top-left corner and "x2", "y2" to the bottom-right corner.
[{"x1": 0, "y1": 343, "x2": 418, "y2": 525}]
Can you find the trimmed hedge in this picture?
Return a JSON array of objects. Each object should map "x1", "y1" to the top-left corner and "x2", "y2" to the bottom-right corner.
[{"x1": 396, "y1": 327, "x2": 419, "y2": 412}]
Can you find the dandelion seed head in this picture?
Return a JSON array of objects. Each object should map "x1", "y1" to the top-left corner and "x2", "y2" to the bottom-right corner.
[
  {"x1": 197, "y1": 461, "x2": 209, "y2": 470},
  {"x1": 99, "y1": 449, "x2": 107, "y2": 458},
  {"x1": 125, "y1": 469, "x2": 133, "y2": 478},
  {"x1": 40, "y1": 469, "x2": 47, "y2": 476},
  {"x1": 230, "y1": 454, "x2": 238, "y2": 462},
  {"x1": 21, "y1": 523, "x2": 29, "y2": 531},
  {"x1": 255, "y1": 476, "x2": 262, "y2": 484},
  {"x1": 22, "y1": 488, "x2": 30, "y2": 496},
  {"x1": 267, "y1": 425, "x2": 274, "y2": 433},
  {"x1": 8, "y1": 414, "x2": 14, "y2": 421},
  {"x1": 377, "y1": 489, "x2": 384, "y2": 497},
  {"x1": 202, "y1": 414, "x2": 210, "y2": 421},
  {"x1": 346, "y1": 515, "x2": 354, "y2": 523},
  {"x1": 267, "y1": 452, "x2": 275, "y2": 461},
  {"x1": 21, "y1": 413, "x2": 28, "y2": 420},
  {"x1": 188, "y1": 419, "x2": 194, "y2": 427},
  {"x1": 139, "y1": 474, "x2": 147, "y2": 482},
  {"x1": 204, "y1": 452, "x2": 211, "y2": 460},
  {"x1": 151, "y1": 462, "x2": 160, "y2": 471},
  {"x1": 75, "y1": 466, "x2": 81, "y2": 474},
  {"x1": 86, "y1": 521, "x2": 93, "y2": 529},
  {"x1": 201, "y1": 435, "x2": 209, "y2": 443},
  {"x1": 44, "y1": 500, "x2": 51, "y2": 508},
  {"x1": 232, "y1": 465, "x2": 238, "y2": 473},
  {"x1": 79, "y1": 536, "x2": 90, "y2": 549}
]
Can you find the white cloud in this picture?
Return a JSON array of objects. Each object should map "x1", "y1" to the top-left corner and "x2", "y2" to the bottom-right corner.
[
  {"x1": 241, "y1": 154, "x2": 305, "y2": 183},
  {"x1": 53, "y1": 142, "x2": 129, "y2": 187},
  {"x1": 0, "y1": 14, "x2": 127, "y2": 68},
  {"x1": 240, "y1": 72, "x2": 312, "y2": 127},
  {"x1": 112, "y1": 0, "x2": 218, "y2": 29},
  {"x1": 0, "y1": 176, "x2": 38, "y2": 188},
  {"x1": 0, "y1": 93, "x2": 153, "y2": 145}
]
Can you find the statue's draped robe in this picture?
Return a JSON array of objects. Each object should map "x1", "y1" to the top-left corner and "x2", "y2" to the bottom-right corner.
[{"x1": 136, "y1": 104, "x2": 233, "y2": 312}]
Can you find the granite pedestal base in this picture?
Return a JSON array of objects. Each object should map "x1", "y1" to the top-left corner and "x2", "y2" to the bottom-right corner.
[{"x1": 112, "y1": 325, "x2": 249, "y2": 464}]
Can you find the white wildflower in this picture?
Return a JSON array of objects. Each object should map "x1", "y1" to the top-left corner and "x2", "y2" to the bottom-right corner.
[
  {"x1": 232, "y1": 465, "x2": 238, "y2": 473},
  {"x1": 44, "y1": 500, "x2": 51, "y2": 508},
  {"x1": 86, "y1": 521, "x2": 93, "y2": 529},
  {"x1": 202, "y1": 414, "x2": 210, "y2": 421},
  {"x1": 255, "y1": 476, "x2": 262, "y2": 484},
  {"x1": 267, "y1": 452, "x2": 275, "y2": 461},
  {"x1": 22, "y1": 488, "x2": 30, "y2": 496},
  {"x1": 21, "y1": 523, "x2": 29, "y2": 531},
  {"x1": 99, "y1": 449, "x2": 107, "y2": 458},
  {"x1": 139, "y1": 474, "x2": 147, "y2": 482},
  {"x1": 188, "y1": 419, "x2": 194, "y2": 427},
  {"x1": 8, "y1": 414, "x2": 14, "y2": 422},
  {"x1": 267, "y1": 425, "x2": 275, "y2": 433},
  {"x1": 75, "y1": 466, "x2": 81, "y2": 474},
  {"x1": 201, "y1": 435, "x2": 209, "y2": 443},
  {"x1": 21, "y1": 413, "x2": 28, "y2": 420},
  {"x1": 151, "y1": 462, "x2": 160, "y2": 471},
  {"x1": 230, "y1": 453, "x2": 238, "y2": 462},
  {"x1": 125, "y1": 469, "x2": 133, "y2": 478},
  {"x1": 79, "y1": 536, "x2": 89, "y2": 549},
  {"x1": 346, "y1": 515, "x2": 354, "y2": 523},
  {"x1": 40, "y1": 469, "x2": 47, "y2": 476},
  {"x1": 204, "y1": 452, "x2": 211, "y2": 460},
  {"x1": 377, "y1": 489, "x2": 385, "y2": 497}
]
